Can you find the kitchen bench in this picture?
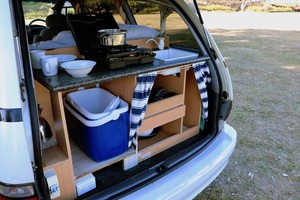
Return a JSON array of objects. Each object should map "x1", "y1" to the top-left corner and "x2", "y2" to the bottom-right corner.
[{"x1": 34, "y1": 55, "x2": 210, "y2": 199}]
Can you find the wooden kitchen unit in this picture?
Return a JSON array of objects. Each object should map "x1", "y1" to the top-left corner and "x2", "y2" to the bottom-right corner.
[{"x1": 34, "y1": 58, "x2": 207, "y2": 199}]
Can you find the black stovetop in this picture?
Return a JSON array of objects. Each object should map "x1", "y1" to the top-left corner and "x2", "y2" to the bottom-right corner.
[
  {"x1": 86, "y1": 44, "x2": 153, "y2": 58},
  {"x1": 83, "y1": 44, "x2": 155, "y2": 69}
]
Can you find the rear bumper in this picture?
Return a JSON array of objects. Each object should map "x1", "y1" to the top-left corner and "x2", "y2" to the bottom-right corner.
[{"x1": 121, "y1": 124, "x2": 237, "y2": 200}]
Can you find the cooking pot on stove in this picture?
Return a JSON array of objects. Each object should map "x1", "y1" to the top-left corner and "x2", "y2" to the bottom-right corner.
[{"x1": 98, "y1": 29, "x2": 127, "y2": 46}]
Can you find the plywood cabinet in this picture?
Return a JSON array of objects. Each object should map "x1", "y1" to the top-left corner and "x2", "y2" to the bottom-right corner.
[
  {"x1": 35, "y1": 63, "x2": 203, "y2": 199},
  {"x1": 35, "y1": 81, "x2": 76, "y2": 200}
]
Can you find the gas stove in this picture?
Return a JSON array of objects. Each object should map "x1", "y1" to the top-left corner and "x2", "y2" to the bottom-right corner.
[
  {"x1": 67, "y1": 13, "x2": 155, "y2": 69},
  {"x1": 84, "y1": 44, "x2": 155, "y2": 69}
]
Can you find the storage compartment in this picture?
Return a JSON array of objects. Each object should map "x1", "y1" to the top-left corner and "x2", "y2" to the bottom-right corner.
[
  {"x1": 182, "y1": 68, "x2": 202, "y2": 139},
  {"x1": 64, "y1": 88, "x2": 129, "y2": 162},
  {"x1": 136, "y1": 68, "x2": 187, "y2": 161},
  {"x1": 145, "y1": 67, "x2": 186, "y2": 118},
  {"x1": 138, "y1": 118, "x2": 183, "y2": 161}
]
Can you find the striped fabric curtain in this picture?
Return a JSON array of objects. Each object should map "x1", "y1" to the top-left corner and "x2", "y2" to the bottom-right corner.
[
  {"x1": 129, "y1": 72, "x2": 157, "y2": 149},
  {"x1": 192, "y1": 61, "x2": 211, "y2": 119}
]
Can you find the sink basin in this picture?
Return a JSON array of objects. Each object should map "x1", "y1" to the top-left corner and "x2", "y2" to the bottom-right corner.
[{"x1": 154, "y1": 48, "x2": 198, "y2": 62}]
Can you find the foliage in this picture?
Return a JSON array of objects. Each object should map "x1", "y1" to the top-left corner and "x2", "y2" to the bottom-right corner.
[
  {"x1": 85, "y1": 0, "x2": 117, "y2": 13},
  {"x1": 83, "y1": 0, "x2": 160, "y2": 14},
  {"x1": 129, "y1": 2, "x2": 159, "y2": 14},
  {"x1": 247, "y1": 5, "x2": 294, "y2": 12},
  {"x1": 200, "y1": 4, "x2": 234, "y2": 12},
  {"x1": 198, "y1": 0, "x2": 298, "y2": 12},
  {"x1": 23, "y1": 1, "x2": 53, "y2": 19}
]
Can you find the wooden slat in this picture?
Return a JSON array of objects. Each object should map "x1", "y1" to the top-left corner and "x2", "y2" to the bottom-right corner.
[
  {"x1": 138, "y1": 105, "x2": 185, "y2": 133},
  {"x1": 181, "y1": 125, "x2": 199, "y2": 141},
  {"x1": 138, "y1": 132, "x2": 180, "y2": 161},
  {"x1": 145, "y1": 94, "x2": 184, "y2": 118},
  {"x1": 101, "y1": 76, "x2": 136, "y2": 104},
  {"x1": 70, "y1": 139, "x2": 135, "y2": 178},
  {"x1": 43, "y1": 160, "x2": 76, "y2": 200},
  {"x1": 183, "y1": 68, "x2": 201, "y2": 127}
]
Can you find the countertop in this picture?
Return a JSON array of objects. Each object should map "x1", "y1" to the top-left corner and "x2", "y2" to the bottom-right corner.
[{"x1": 34, "y1": 56, "x2": 209, "y2": 92}]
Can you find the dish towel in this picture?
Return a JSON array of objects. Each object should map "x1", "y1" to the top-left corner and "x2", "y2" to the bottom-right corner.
[
  {"x1": 129, "y1": 72, "x2": 157, "y2": 149},
  {"x1": 192, "y1": 61, "x2": 211, "y2": 119}
]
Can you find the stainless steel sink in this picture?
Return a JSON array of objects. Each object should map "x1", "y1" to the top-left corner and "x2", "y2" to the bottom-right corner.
[{"x1": 154, "y1": 48, "x2": 198, "y2": 62}]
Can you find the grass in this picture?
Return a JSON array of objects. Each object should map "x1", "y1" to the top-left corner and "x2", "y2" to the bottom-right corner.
[{"x1": 195, "y1": 29, "x2": 300, "y2": 200}]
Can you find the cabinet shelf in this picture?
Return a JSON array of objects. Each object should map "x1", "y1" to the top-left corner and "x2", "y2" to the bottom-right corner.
[
  {"x1": 42, "y1": 146, "x2": 68, "y2": 169},
  {"x1": 139, "y1": 105, "x2": 185, "y2": 133},
  {"x1": 138, "y1": 130, "x2": 178, "y2": 151},
  {"x1": 70, "y1": 139, "x2": 135, "y2": 178},
  {"x1": 145, "y1": 94, "x2": 184, "y2": 118},
  {"x1": 138, "y1": 130, "x2": 180, "y2": 161}
]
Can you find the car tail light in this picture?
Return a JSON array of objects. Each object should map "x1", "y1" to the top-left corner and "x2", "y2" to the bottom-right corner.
[{"x1": 0, "y1": 183, "x2": 38, "y2": 200}]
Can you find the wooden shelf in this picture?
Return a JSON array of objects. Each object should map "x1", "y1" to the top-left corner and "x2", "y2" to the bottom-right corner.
[
  {"x1": 181, "y1": 125, "x2": 200, "y2": 141},
  {"x1": 70, "y1": 139, "x2": 136, "y2": 178},
  {"x1": 139, "y1": 105, "x2": 185, "y2": 133},
  {"x1": 138, "y1": 130, "x2": 180, "y2": 161},
  {"x1": 145, "y1": 94, "x2": 184, "y2": 118},
  {"x1": 42, "y1": 146, "x2": 68, "y2": 168}
]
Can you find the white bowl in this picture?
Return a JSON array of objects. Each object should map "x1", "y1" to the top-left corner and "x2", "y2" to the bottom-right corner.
[{"x1": 61, "y1": 60, "x2": 96, "y2": 77}]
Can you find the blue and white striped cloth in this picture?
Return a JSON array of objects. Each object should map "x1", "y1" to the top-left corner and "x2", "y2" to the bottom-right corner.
[
  {"x1": 192, "y1": 61, "x2": 211, "y2": 119},
  {"x1": 129, "y1": 72, "x2": 157, "y2": 149}
]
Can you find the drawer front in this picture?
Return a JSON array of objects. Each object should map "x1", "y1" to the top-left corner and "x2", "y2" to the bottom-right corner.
[
  {"x1": 145, "y1": 94, "x2": 184, "y2": 118},
  {"x1": 138, "y1": 105, "x2": 185, "y2": 133}
]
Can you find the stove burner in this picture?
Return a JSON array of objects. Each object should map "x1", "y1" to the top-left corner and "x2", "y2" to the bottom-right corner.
[
  {"x1": 87, "y1": 44, "x2": 153, "y2": 58},
  {"x1": 84, "y1": 43, "x2": 155, "y2": 69}
]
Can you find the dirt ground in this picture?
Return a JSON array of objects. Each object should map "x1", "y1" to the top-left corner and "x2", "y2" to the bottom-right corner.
[{"x1": 195, "y1": 12, "x2": 300, "y2": 200}]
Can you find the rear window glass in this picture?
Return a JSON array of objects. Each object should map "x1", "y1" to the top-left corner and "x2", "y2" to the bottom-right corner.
[
  {"x1": 126, "y1": 0, "x2": 199, "y2": 49},
  {"x1": 24, "y1": 0, "x2": 200, "y2": 50}
]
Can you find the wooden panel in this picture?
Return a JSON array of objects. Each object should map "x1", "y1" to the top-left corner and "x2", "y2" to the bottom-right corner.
[
  {"x1": 181, "y1": 125, "x2": 199, "y2": 141},
  {"x1": 50, "y1": 92, "x2": 72, "y2": 159},
  {"x1": 138, "y1": 132, "x2": 180, "y2": 161},
  {"x1": 101, "y1": 76, "x2": 136, "y2": 104},
  {"x1": 42, "y1": 146, "x2": 68, "y2": 167},
  {"x1": 183, "y1": 68, "x2": 202, "y2": 127},
  {"x1": 138, "y1": 105, "x2": 185, "y2": 133},
  {"x1": 47, "y1": 91, "x2": 76, "y2": 199},
  {"x1": 145, "y1": 94, "x2": 184, "y2": 118},
  {"x1": 34, "y1": 80, "x2": 55, "y2": 138},
  {"x1": 161, "y1": 118, "x2": 183, "y2": 136},
  {"x1": 44, "y1": 161, "x2": 76, "y2": 200},
  {"x1": 154, "y1": 67, "x2": 186, "y2": 94},
  {"x1": 71, "y1": 139, "x2": 136, "y2": 178}
]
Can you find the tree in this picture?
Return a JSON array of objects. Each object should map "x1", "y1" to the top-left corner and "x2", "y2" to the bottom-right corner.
[{"x1": 240, "y1": 0, "x2": 250, "y2": 11}]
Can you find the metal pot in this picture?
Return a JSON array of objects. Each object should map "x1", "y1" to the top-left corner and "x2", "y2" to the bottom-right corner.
[
  {"x1": 98, "y1": 29, "x2": 127, "y2": 46},
  {"x1": 38, "y1": 104, "x2": 52, "y2": 143}
]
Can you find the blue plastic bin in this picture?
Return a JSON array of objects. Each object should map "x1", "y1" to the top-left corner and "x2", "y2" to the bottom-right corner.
[{"x1": 64, "y1": 88, "x2": 129, "y2": 162}]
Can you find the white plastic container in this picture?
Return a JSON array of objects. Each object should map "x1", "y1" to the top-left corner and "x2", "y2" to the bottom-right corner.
[
  {"x1": 63, "y1": 88, "x2": 129, "y2": 162},
  {"x1": 66, "y1": 88, "x2": 120, "y2": 120}
]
